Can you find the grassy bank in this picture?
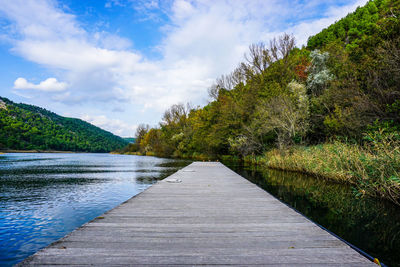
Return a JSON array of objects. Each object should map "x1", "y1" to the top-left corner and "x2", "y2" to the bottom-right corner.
[{"x1": 248, "y1": 139, "x2": 400, "y2": 206}]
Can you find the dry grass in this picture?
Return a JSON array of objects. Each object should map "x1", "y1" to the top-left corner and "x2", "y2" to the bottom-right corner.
[{"x1": 261, "y1": 137, "x2": 400, "y2": 205}]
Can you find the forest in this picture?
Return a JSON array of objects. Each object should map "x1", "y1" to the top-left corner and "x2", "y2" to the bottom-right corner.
[
  {"x1": 0, "y1": 97, "x2": 127, "y2": 152},
  {"x1": 119, "y1": 0, "x2": 400, "y2": 205}
]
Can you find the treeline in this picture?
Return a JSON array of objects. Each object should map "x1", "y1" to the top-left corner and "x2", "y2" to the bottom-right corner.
[
  {"x1": 122, "y1": 0, "x2": 400, "y2": 161},
  {"x1": 0, "y1": 97, "x2": 127, "y2": 152}
]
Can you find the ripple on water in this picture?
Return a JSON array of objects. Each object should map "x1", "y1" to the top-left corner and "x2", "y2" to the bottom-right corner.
[{"x1": 0, "y1": 153, "x2": 191, "y2": 266}]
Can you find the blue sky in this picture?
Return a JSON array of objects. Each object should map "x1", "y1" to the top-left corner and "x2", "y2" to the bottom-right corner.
[{"x1": 0, "y1": 0, "x2": 368, "y2": 137}]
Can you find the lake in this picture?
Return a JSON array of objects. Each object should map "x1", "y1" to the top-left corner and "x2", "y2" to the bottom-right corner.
[
  {"x1": 0, "y1": 153, "x2": 190, "y2": 266},
  {"x1": 2, "y1": 153, "x2": 399, "y2": 266}
]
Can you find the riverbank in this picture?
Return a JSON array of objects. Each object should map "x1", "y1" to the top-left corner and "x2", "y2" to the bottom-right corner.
[{"x1": 244, "y1": 141, "x2": 400, "y2": 206}]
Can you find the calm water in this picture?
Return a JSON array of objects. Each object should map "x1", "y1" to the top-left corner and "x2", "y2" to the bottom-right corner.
[
  {"x1": 0, "y1": 153, "x2": 190, "y2": 266},
  {"x1": 2, "y1": 153, "x2": 399, "y2": 266},
  {"x1": 225, "y1": 162, "x2": 400, "y2": 267}
]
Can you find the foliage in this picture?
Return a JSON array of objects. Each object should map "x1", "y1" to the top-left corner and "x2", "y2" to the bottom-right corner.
[
  {"x1": 244, "y1": 81, "x2": 309, "y2": 151},
  {"x1": 120, "y1": 0, "x2": 400, "y2": 204},
  {"x1": 0, "y1": 97, "x2": 127, "y2": 152},
  {"x1": 306, "y1": 50, "x2": 335, "y2": 96}
]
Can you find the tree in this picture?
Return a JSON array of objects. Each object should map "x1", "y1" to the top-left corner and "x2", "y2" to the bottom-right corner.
[
  {"x1": 306, "y1": 50, "x2": 335, "y2": 96},
  {"x1": 252, "y1": 81, "x2": 309, "y2": 149},
  {"x1": 135, "y1": 124, "x2": 150, "y2": 148}
]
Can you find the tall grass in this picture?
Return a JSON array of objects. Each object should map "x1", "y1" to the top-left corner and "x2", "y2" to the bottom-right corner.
[{"x1": 261, "y1": 135, "x2": 400, "y2": 205}]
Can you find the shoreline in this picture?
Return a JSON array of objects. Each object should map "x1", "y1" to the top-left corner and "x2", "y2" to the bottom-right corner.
[
  {"x1": 115, "y1": 143, "x2": 400, "y2": 207},
  {"x1": 1, "y1": 149, "x2": 83, "y2": 154},
  {"x1": 245, "y1": 143, "x2": 400, "y2": 207}
]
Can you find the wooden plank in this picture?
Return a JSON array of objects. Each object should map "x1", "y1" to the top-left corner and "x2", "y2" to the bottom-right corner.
[
  {"x1": 20, "y1": 254, "x2": 372, "y2": 265},
  {"x1": 17, "y1": 162, "x2": 375, "y2": 266}
]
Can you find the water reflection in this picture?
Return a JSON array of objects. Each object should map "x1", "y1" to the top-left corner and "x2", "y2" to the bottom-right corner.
[
  {"x1": 225, "y1": 162, "x2": 400, "y2": 267},
  {"x1": 0, "y1": 153, "x2": 190, "y2": 266}
]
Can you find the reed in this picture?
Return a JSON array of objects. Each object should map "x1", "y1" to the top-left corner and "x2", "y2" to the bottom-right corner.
[{"x1": 261, "y1": 136, "x2": 400, "y2": 205}]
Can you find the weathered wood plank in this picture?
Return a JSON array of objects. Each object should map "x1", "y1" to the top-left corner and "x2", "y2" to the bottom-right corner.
[
  {"x1": 36, "y1": 247, "x2": 356, "y2": 256},
  {"x1": 18, "y1": 162, "x2": 375, "y2": 266},
  {"x1": 22, "y1": 254, "x2": 372, "y2": 265}
]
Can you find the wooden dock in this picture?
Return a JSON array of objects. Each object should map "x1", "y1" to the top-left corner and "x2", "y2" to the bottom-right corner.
[{"x1": 19, "y1": 162, "x2": 375, "y2": 266}]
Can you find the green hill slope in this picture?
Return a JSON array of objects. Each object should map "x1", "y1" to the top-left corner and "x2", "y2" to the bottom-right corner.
[
  {"x1": 0, "y1": 97, "x2": 128, "y2": 152},
  {"x1": 125, "y1": 0, "x2": 400, "y2": 158},
  {"x1": 308, "y1": 0, "x2": 399, "y2": 51}
]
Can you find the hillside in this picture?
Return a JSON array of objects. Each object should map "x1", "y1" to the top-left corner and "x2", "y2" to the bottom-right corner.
[
  {"x1": 0, "y1": 97, "x2": 127, "y2": 152},
  {"x1": 131, "y1": 0, "x2": 400, "y2": 155},
  {"x1": 124, "y1": 0, "x2": 400, "y2": 204}
]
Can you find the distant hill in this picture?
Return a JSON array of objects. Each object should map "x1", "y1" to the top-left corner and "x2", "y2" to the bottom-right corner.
[
  {"x1": 123, "y1": 137, "x2": 136, "y2": 143},
  {"x1": 0, "y1": 97, "x2": 128, "y2": 152}
]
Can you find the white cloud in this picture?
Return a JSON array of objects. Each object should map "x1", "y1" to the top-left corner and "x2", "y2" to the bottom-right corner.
[
  {"x1": 0, "y1": 0, "x2": 368, "y2": 134},
  {"x1": 81, "y1": 114, "x2": 137, "y2": 137},
  {"x1": 105, "y1": 0, "x2": 126, "y2": 8},
  {"x1": 13, "y1": 77, "x2": 68, "y2": 92}
]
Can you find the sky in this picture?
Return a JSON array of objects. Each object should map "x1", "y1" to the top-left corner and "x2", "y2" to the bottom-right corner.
[{"x1": 0, "y1": 0, "x2": 368, "y2": 137}]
